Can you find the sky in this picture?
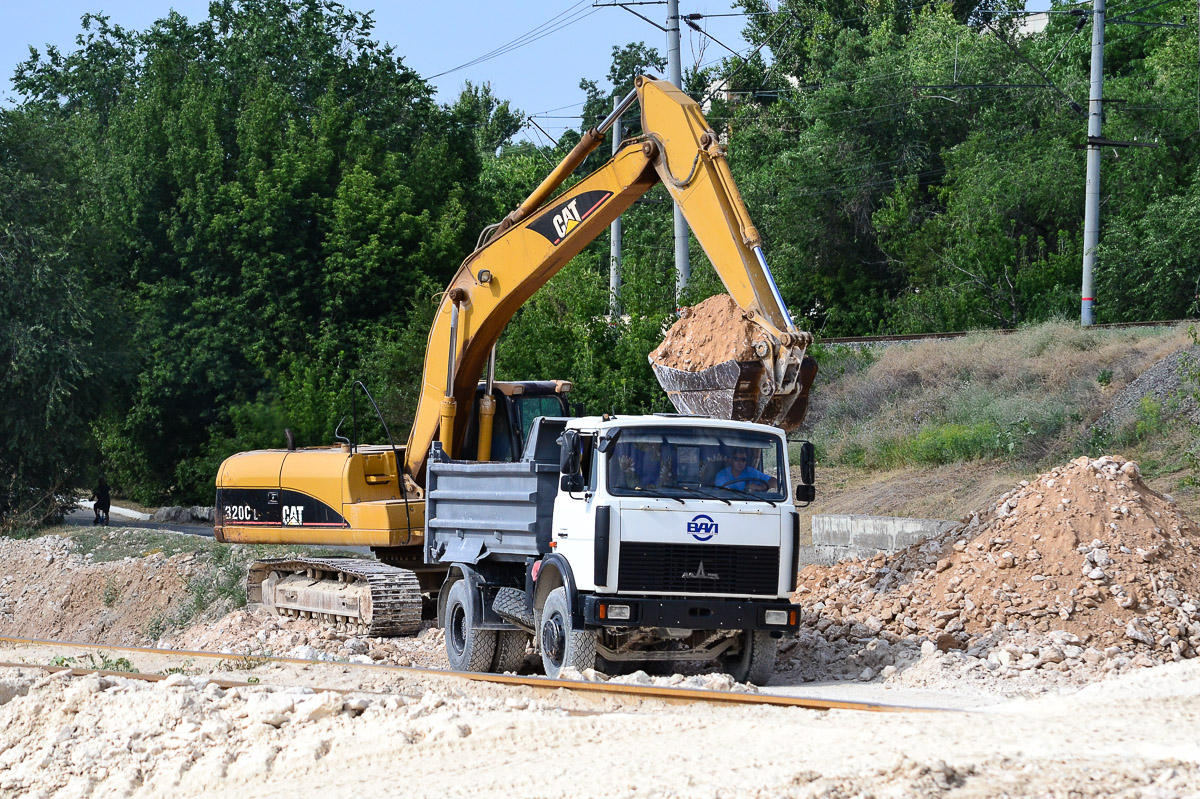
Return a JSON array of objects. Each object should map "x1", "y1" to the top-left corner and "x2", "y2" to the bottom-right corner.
[{"x1": 0, "y1": 0, "x2": 760, "y2": 143}]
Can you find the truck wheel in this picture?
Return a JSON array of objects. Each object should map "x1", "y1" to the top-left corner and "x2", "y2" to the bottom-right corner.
[
  {"x1": 492, "y1": 630, "x2": 530, "y2": 673},
  {"x1": 444, "y1": 580, "x2": 496, "y2": 672},
  {"x1": 726, "y1": 630, "x2": 778, "y2": 686},
  {"x1": 539, "y1": 587, "x2": 596, "y2": 679}
]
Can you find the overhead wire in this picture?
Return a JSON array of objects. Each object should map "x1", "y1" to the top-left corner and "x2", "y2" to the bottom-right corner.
[{"x1": 429, "y1": 1, "x2": 597, "y2": 79}]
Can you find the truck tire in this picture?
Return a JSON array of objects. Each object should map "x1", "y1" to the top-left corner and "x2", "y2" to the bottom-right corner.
[
  {"x1": 726, "y1": 630, "x2": 778, "y2": 686},
  {"x1": 444, "y1": 580, "x2": 497, "y2": 672},
  {"x1": 492, "y1": 630, "x2": 530, "y2": 673},
  {"x1": 539, "y1": 587, "x2": 596, "y2": 679}
]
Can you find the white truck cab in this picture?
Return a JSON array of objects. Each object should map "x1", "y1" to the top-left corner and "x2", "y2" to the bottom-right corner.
[{"x1": 424, "y1": 413, "x2": 813, "y2": 685}]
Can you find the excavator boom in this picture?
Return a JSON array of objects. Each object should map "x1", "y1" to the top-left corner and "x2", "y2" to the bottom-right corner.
[{"x1": 407, "y1": 76, "x2": 814, "y2": 483}]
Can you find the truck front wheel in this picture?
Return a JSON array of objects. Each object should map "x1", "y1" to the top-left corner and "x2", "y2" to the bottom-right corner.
[
  {"x1": 444, "y1": 579, "x2": 497, "y2": 672},
  {"x1": 726, "y1": 630, "x2": 779, "y2": 686},
  {"x1": 539, "y1": 587, "x2": 596, "y2": 679}
]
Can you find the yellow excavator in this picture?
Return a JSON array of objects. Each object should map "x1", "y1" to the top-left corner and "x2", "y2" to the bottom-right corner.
[{"x1": 214, "y1": 77, "x2": 817, "y2": 636}]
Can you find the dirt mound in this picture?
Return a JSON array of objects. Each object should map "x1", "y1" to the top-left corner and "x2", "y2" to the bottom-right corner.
[
  {"x1": 650, "y1": 293, "x2": 771, "y2": 371},
  {"x1": 794, "y1": 456, "x2": 1200, "y2": 666},
  {"x1": 160, "y1": 607, "x2": 458, "y2": 670},
  {"x1": 0, "y1": 535, "x2": 196, "y2": 645}
]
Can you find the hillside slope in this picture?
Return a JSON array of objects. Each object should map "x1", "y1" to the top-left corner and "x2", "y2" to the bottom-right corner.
[{"x1": 798, "y1": 322, "x2": 1199, "y2": 525}]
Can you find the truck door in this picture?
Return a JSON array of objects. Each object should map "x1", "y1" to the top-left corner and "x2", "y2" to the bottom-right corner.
[{"x1": 552, "y1": 433, "x2": 600, "y2": 591}]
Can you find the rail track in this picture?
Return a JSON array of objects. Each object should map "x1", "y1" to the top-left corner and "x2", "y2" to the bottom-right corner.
[
  {"x1": 0, "y1": 635, "x2": 945, "y2": 714},
  {"x1": 821, "y1": 317, "x2": 1195, "y2": 345}
]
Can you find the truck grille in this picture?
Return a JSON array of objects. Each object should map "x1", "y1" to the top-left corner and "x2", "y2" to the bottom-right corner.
[{"x1": 617, "y1": 543, "x2": 779, "y2": 596}]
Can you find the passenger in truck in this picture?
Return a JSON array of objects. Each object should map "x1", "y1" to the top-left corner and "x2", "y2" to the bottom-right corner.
[
  {"x1": 714, "y1": 449, "x2": 777, "y2": 493},
  {"x1": 614, "y1": 441, "x2": 663, "y2": 489}
]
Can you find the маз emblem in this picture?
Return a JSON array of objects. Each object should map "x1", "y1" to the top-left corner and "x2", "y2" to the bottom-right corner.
[{"x1": 681, "y1": 561, "x2": 720, "y2": 580}]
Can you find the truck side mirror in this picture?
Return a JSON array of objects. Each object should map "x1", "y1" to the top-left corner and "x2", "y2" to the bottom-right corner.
[
  {"x1": 794, "y1": 484, "x2": 815, "y2": 504},
  {"x1": 798, "y1": 440, "x2": 815, "y2": 486},
  {"x1": 561, "y1": 473, "x2": 585, "y2": 493},
  {"x1": 558, "y1": 429, "x2": 580, "y2": 475}
]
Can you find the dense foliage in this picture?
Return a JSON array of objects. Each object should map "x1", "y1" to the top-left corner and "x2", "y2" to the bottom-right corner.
[{"x1": 2, "y1": 0, "x2": 1198, "y2": 518}]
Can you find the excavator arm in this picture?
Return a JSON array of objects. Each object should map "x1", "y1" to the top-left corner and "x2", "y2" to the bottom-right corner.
[{"x1": 406, "y1": 76, "x2": 815, "y2": 484}]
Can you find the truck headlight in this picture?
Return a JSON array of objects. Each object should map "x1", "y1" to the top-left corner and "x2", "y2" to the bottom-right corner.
[
  {"x1": 764, "y1": 610, "x2": 789, "y2": 625},
  {"x1": 605, "y1": 604, "x2": 631, "y2": 621}
]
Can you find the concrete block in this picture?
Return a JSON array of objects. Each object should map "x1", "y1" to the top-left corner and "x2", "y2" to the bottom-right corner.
[{"x1": 799, "y1": 514, "x2": 960, "y2": 566}]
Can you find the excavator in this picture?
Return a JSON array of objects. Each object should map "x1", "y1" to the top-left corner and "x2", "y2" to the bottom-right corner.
[{"x1": 214, "y1": 77, "x2": 817, "y2": 636}]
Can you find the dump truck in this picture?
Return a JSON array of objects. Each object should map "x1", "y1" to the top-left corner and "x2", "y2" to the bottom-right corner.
[
  {"x1": 427, "y1": 414, "x2": 814, "y2": 682},
  {"x1": 214, "y1": 76, "x2": 818, "y2": 680}
]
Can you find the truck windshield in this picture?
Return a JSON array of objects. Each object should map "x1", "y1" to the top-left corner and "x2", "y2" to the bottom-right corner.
[{"x1": 606, "y1": 426, "x2": 786, "y2": 502}]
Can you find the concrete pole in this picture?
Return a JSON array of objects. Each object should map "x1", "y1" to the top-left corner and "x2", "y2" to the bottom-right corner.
[
  {"x1": 667, "y1": 0, "x2": 691, "y2": 304},
  {"x1": 609, "y1": 96, "x2": 623, "y2": 317},
  {"x1": 1081, "y1": 0, "x2": 1105, "y2": 326}
]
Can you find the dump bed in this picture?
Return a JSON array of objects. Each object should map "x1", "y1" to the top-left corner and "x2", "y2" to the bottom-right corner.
[{"x1": 423, "y1": 417, "x2": 567, "y2": 567}]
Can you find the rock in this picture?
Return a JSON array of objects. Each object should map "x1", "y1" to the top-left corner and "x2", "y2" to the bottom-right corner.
[
  {"x1": 920, "y1": 640, "x2": 937, "y2": 656},
  {"x1": 189, "y1": 506, "x2": 215, "y2": 522},
  {"x1": 287, "y1": 645, "x2": 323, "y2": 661},
  {"x1": 246, "y1": 693, "x2": 295, "y2": 727},
  {"x1": 293, "y1": 692, "x2": 342, "y2": 723},
  {"x1": 935, "y1": 633, "x2": 965, "y2": 652},
  {"x1": 343, "y1": 638, "x2": 369, "y2": 655},
  {"x1": 858, "y1": 667, "x2": 876, "y2": 681},
  {"x1": 152, "y1": 506, "x2": 191, "y2": 523},
  {"x1": 1039, "y1": 646, "x2": 1065, "y2": 664},
  {"x1": 1125, "y1": 619, "x2": 1156, "y2": 646}
]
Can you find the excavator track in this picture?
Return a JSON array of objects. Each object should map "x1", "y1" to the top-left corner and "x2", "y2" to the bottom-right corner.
[{"x1": 246, "y1": 557, "x2": 422, "y2": 637}]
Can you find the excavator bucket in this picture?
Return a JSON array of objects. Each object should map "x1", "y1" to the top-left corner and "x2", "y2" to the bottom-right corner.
[
  {"x1": 651, "y1": 355, "x2": 817, "y2": 433},
  {"x1": 649, "y1": 294, "x2": 818, "y2": 432}
]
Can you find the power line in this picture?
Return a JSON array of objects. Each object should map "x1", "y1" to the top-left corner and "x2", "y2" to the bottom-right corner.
[{"x1": 429, "y1": 1, "x2": 597, "y2": 79}]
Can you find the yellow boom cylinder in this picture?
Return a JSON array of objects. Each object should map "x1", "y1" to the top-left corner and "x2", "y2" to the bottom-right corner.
[{"x1": 476, "y1": 394, "x2": 496, "y2": 461}]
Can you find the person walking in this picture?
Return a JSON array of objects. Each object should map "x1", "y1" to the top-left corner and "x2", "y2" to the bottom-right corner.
[{"x1": 92, "y1": 478, "x2": 111, "y2": 526}]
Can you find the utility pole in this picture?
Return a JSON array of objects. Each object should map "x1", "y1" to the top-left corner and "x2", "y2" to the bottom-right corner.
[
  {"x1": 609, "y1": 95, "x2": 623, "y2": 317},
  {"x1": 667, "y1": 0, "x2": 691, "y2": 303},
  {"x1": 1081, "y1": 0, "x2": 1105, "y2": 327}
]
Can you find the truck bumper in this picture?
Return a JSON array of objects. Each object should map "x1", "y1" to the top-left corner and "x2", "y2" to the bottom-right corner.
[{"x1": 582, "y1": 595, "x2": 800, "y2": 632}]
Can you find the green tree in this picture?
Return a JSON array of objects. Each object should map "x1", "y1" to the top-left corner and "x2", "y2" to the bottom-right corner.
[
  {"x1": 16, "y1": 1, "x2": 482, "y2": 503},
  {"x1": 0, "y1": 107, "x2": 118, "y2": 527}
]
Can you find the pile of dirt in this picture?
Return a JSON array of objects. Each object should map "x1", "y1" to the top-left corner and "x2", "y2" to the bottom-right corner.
[
  {"x1": 159, "y1": 608, "x2": 457, "y2": 671},
  {"x1": 791, "y1": 455, "x2": 1200, "y2": 684},
  {"x1": 0, "y1": 666, "x2": 566, "y2": 797},
  {"x1": 649, "y1": 293, "x2": 771, "y2": 371},
  {"x1": 0, "y1": 535, "x2": 197, "y2": 645}
]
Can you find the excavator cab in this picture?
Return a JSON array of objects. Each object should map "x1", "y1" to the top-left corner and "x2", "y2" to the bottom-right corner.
[{"x1": 456, "y1": 380, "x2": 573, "y2": 463}]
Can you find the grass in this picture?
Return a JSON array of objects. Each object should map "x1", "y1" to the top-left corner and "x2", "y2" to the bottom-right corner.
[
  {"x1": 795, "y1": 319, "x2": 1200, "y2": 522},
  {"x1": 102, "y1": 578, "x2": 120, "y2": 607},
  {"x1": 806, "y1": 320, "x2": 1192, "y2": 471},
  {"x1": 50, "y1": 652, "x2": 139, "y2": 673}
]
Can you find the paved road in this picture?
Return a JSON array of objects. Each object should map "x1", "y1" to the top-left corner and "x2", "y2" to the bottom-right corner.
[
  {"x1": 67, "y1": 501, "x2": 373, "y2": 555},
  {"x1": 64, "y1": 506, "x2": 213, "y2": 537}
]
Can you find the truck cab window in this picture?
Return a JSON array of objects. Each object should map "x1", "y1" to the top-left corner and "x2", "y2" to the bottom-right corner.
[{"x1": 607, "y1": 426, "x2": 785, "y2": 501}]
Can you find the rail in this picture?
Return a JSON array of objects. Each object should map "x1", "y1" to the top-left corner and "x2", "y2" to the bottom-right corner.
[{"x1": 0, "y1": 635, "x2": 946, "y2": 714}]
